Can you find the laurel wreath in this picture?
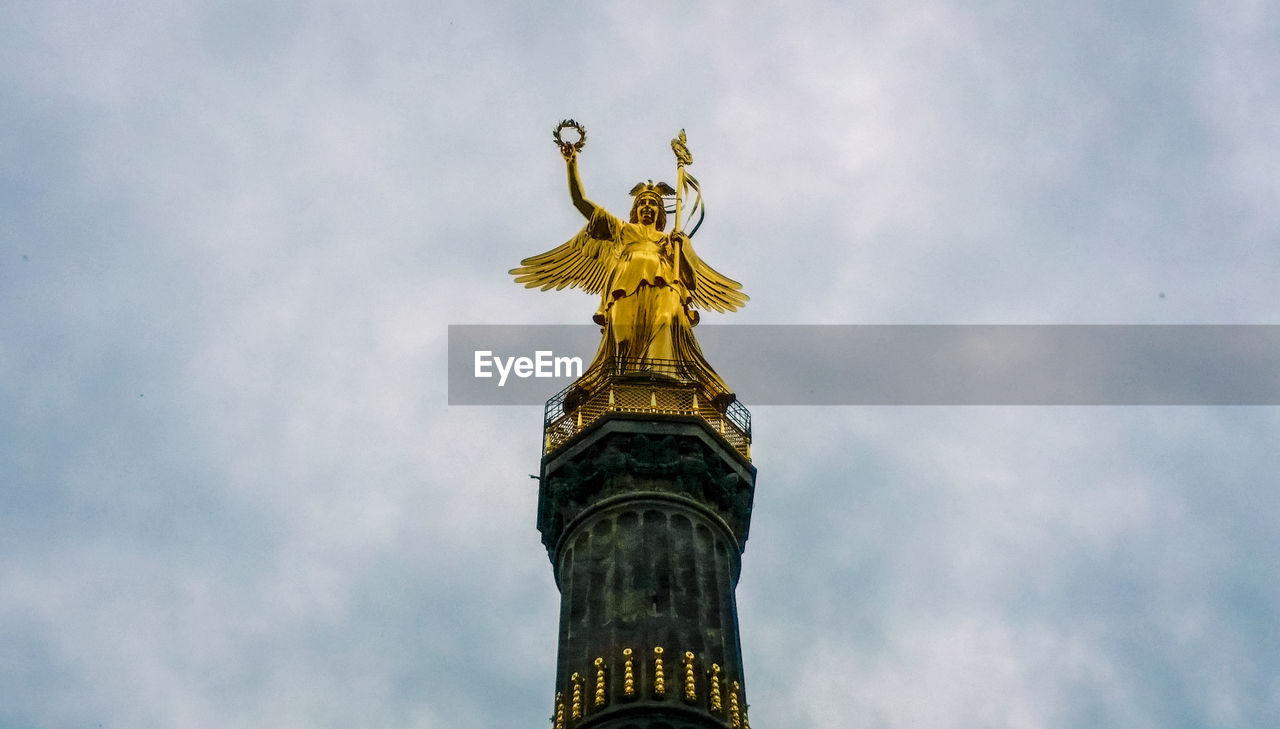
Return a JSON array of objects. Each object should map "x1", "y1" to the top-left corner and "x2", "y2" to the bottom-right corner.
[{"x1": 553, "y1": 119, "x2": 587, "y2": 152}]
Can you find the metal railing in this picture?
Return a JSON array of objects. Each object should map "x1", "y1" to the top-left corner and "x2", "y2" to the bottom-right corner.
[{"x1": 543, "y1": 357, "x2": 751, "y2": 460}]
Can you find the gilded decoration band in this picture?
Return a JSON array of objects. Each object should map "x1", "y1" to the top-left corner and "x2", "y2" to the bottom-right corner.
[{"x1": 553, "y1": 647, "x2": 745, "y2": 726}]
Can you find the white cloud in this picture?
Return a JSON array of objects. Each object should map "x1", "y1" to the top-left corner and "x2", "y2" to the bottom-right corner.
[{"x1": 3, "y1": 2, "x2": 1278, "y2": 728}]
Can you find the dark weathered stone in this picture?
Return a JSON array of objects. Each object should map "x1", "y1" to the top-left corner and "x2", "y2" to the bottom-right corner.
[
  {"x1": 539, "y1": 414, "x2": 756, "y2": 558},
  {"x1": 538, "y1": 413, "x2": 758, "y2": 729}
]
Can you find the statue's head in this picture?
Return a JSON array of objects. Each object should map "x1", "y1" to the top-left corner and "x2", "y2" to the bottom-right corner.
[
  {"x1": 629, "y1": 181, "x2": 675, "y2": 230},
  {"x1": 630, "y1": 192, "x2": 665, "y2": 229}
]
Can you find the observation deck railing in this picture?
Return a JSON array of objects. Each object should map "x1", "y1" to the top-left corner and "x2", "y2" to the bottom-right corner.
[{"x1": 543, "y1": 357, "x2": 752, "y2": 460}]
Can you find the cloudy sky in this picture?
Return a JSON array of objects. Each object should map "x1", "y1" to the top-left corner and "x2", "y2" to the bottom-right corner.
[{"x1": 3, "y1": 1, "x2": 1278, "y2": 728}]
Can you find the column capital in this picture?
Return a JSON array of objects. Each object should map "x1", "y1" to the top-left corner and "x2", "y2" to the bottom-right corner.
[{"x1": 537, "y1": 413, "x2": 758, "y2": 562}]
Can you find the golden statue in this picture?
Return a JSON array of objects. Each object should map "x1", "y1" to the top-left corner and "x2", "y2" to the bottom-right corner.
[{"x1": 511, "y1": 121, "x2": 748, "y2": 403}]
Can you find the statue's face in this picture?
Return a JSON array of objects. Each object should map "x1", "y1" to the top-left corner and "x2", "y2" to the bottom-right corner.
[{"x1": 634, "y1": 194, "x2": 661, "y2": 227}]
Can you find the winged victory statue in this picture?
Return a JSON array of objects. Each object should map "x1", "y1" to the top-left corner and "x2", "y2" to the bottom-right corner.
[{"x1": 510, "y1": 121, "x2": 748, "y2": 405}]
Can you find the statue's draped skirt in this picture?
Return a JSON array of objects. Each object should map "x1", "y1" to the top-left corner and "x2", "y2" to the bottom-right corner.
[{"x1": 587, "y1": 281, "x2": 731, "y2": 396}]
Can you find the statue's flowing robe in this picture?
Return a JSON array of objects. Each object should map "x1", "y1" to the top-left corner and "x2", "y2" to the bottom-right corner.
[
  {"x1": 512, "y1": 204, "x2": 747, "y2": 401},
  {"x1": 575, "y1": 208, "x2": 731, "y2": 395}
]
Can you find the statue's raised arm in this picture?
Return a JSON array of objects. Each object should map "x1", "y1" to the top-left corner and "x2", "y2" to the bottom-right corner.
[{"x1": 553, "y1": 120, "x2": 598, "y2": 221}]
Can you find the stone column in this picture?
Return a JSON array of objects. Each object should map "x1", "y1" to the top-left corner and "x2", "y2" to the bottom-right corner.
[{"x1": 537, "y1": 414, "x2": 758, "y2": 729}]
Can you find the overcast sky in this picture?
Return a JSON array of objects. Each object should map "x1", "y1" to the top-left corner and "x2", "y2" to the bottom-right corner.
[{"x1": 3, "y1": 2, "x2": 1279, "y2": 728}]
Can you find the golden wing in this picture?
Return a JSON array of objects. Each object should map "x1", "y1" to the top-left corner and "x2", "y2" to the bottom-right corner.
[
  {"x1": 510, "y1": 229, "x2": 619, "y2": 294},
  {"x1": 684, "y1": 244, "x2": 749, "y2": 313}
]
